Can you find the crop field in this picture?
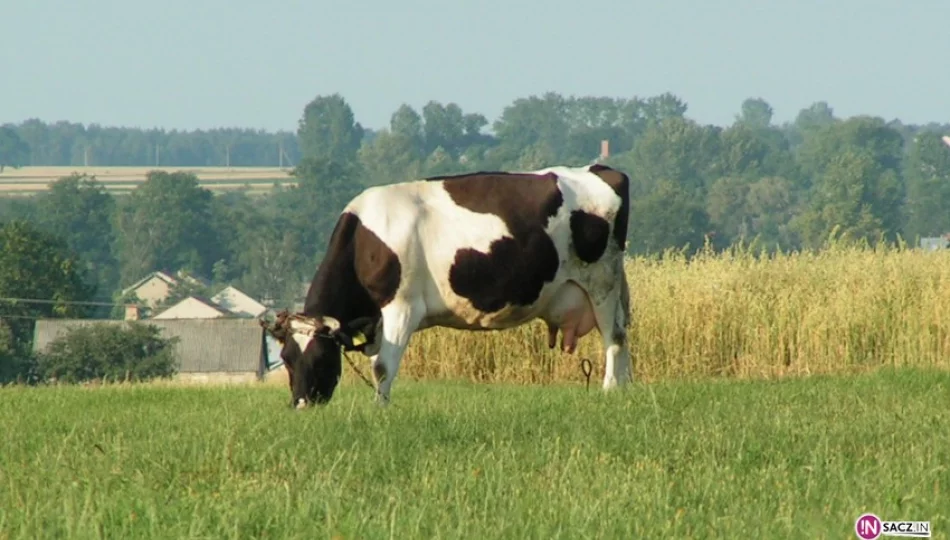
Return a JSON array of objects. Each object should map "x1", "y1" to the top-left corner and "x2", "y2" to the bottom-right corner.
[
  {"x1": 0, "y1": 166, "x2": 297, "y2": 196},
  {"x1": 399, "y1": 243, "x2": 950, "y2": 385},
  {"x1": 4, "y1": 244, "x2": 950, "y2": 537},
  {"x1": 1, "y1": 369, "x2": 948, "y2": 538}
]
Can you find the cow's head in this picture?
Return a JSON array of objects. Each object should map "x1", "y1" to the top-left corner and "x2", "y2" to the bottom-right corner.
[{"x1": 260, "y1": 310, "x2": 377, "y2": 409}]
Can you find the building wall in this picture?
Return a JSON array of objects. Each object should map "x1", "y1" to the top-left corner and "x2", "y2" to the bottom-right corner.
[{"x1": 134, "y1": 277, "x2": 174, "y2": 307}]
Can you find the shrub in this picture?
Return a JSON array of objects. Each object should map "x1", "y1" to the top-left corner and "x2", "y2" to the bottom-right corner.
[{"x1": 35, "y1": 322, "x2": 179, "y2": 384}]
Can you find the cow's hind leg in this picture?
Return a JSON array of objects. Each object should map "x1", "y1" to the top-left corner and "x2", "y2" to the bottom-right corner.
[
  {"x1": 371, "y1": 300, "x2": 424, "y2": 406},
  {"x1": 591, "y1": 275, "x2": 633, "y2": 390}
]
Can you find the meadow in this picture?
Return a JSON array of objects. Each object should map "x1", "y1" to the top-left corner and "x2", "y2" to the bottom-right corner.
[
  {"x1": 0, "y1": 166, "x2": 296, "y2": 196},
  {"x1": 0, "y1": 369, "x2": 947, "y2": 539}
]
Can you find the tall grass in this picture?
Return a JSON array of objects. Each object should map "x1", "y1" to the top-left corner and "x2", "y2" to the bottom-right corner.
[{"x1": 401, "y1": 241, "x2": 950, "y2": 385}]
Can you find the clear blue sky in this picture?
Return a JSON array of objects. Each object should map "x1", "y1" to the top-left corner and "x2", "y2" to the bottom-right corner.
[{"x1": 2, "y1": 0, "x2": 948, "y2": 133}]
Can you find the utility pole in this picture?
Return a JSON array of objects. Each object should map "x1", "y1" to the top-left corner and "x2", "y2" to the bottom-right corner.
[
  {"x1": 278, "y1": 142, "x2": 284, "y2": 169},
  {"x1": 226, "y1": 145, "x2": 230, "y2": 169}
]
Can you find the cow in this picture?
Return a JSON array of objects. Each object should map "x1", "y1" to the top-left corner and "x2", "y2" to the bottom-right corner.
[{"x1": 260, "y1": 163, "x2": 633, "y2": 409}]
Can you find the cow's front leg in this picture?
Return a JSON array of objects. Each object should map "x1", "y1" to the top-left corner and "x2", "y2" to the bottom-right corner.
[
  {"x1": 592, "y1": 275, "x2": 633, "y2": 390},
  {"x1": 371, "y1": 300, "x2": 423, "y2": 406}
]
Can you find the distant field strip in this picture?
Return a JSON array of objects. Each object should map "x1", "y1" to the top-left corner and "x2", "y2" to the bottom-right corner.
[{"x1": 0, "y1": 166, "x2": 298, "y2": 195}]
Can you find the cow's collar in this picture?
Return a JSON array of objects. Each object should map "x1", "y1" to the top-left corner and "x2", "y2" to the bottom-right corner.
[{"x1": 281, "y1": 313, "x2": 379, "y2": 356}]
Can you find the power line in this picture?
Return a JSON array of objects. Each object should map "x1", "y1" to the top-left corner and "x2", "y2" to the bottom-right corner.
[{"x1": 0, "y1": 297, "x2": 145, "y2": 308}]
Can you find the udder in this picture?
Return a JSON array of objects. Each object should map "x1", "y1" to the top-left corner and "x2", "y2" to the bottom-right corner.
[{"x1": 541, "y1": 281, "x2": 598, "y2": 354}]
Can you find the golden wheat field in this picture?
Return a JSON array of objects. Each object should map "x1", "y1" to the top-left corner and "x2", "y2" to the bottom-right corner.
[{"x1": 378, "y1": 242, "x2": 950, "y2": 386}]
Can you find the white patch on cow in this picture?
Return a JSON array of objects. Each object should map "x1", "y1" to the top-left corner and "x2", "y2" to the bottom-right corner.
[
  {"x1": 343, "y1": 180, "x2": 518, "y2": 329},
  {"x1": 290, "y1": 331, "x2": 313, "y2": 353},
  {"x1": 532, "y1": 165, "x2": 623, "y2": 223},
  {"x1": 285, "y1": 318, "x2": 318, "y2": 352}
]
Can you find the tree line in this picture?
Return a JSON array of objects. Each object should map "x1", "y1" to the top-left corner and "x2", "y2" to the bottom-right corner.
[
  {"x1": 2, "y1": 91, "x2": 950, "y2": 364},
  {"x1": 0, "y1": 121, "x2": 301, "y2": 168}
]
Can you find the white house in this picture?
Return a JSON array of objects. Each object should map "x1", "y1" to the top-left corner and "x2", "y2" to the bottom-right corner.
[{"x1": 120, "y1": 270, "x2": 211, "y2": 308}]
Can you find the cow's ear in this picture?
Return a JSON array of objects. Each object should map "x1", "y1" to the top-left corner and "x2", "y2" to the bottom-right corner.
[{"x1": 316, "y1": 316, "x2": 342, "y2": 336}]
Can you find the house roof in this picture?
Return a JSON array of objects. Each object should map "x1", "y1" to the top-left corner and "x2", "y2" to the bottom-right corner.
[
  {"x1": 32, "y1": 318, "x2": 268, "y2": 374},
  {"x1": 120, "y1": 271, "x2": 178, "y2": 297},
  {"x1": 210, "y1": 286, "x2": 267, "y2": 318},
  {"x1": 152, "y1": 295, "x2": 236, "y2": 319},
  {"x1": 120, "y1": 270, "x2": 211, "y2": 297}
]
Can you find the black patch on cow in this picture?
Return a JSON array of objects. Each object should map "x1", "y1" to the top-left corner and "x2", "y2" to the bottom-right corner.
[
  {"x1": 588, "y1": 164, "x2": 630, "y2": 250},
  {"x1": 425, "y1": 171, "x2": 521, "y2": 182},
  {"x1": 304, "y1": 212, "x2": 401, "y2": 318},
  {"x1": 570, "y1": 210, "x2": 610, "y2": 263},
  {"x1": 286, "y1": 211, "x2": 401, "y2": 405},
  {"x1": 439, "y1": 172, "x2": 563, "y2": 313}
]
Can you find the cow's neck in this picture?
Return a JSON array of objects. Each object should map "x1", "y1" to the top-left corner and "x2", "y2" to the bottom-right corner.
[{"x1": 301, "y1": 215, "x2": 380, "y2": 327}]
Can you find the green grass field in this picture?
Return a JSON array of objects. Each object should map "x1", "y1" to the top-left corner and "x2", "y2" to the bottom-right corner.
[{"x1": 1, "y1": 368, "x2": 947, "y2": 539}]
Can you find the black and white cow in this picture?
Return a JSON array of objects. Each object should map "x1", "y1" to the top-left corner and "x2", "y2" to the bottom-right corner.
[{"x1": 261, "y1": 163, "x2": 632, "y2": 408}]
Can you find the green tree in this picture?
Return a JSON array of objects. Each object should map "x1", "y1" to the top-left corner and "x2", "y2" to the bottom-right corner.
[
  {"x1": 627, "y1": 180, "x2": 711, "y2": 255},
  {"x1": 493, "y1": 93, "x2": 571, "y2": 164},
  {"x1": 33, "y1": 174, "x2": 118, "y2": 301},
  {"x1": 0, "y1": 126, "x2": 30, "y2": 171},
  {"x1": 34, "y1": 322, "x2": 178, "y2": 384},
  {"x1": 615, "y1": 116, "x2": 721, "y2": 198},
  {"x1": 0, "y1": 220, "x2": 95, "y2": 349},
  {"x1": 793, "y1": 148, "x2": 903, "y2": 248},
  {"x1": 357, "y1": 107, "x2": 429, "y2": 186},
  {"x1": 793, "y1": 116, "x2": 905, "y2": 246},
  {"x1": 707, "y1": 175, "x2": 800, "y2": 250},
  {"x1": 903, "y1": 132, "x2": 950, "y2": 241},
  {"x1": 297, "y1": 94, "x2": 364, "y2": 164},
  {"x1": 283, "y1": 158, "x2": 367, "y2": 266},
  {"x1": 735, "y1": 98, "x2": 774, "y2": 129},
  {"x1": 113, "y1": 171, "x2": 220, "y2": 286}
]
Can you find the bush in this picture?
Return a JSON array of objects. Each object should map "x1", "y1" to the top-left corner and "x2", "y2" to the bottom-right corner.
[
  {"x1": 35, "y1": 322, "x2": 179, "y2": 384},
  {"x1": 0, "y1": 320, "x2": 36, "y2": 384}
]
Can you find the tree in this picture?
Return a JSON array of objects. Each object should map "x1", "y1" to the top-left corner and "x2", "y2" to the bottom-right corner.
[
  {"x1": 113, "y1": 171, "x2": 220, "y2": 286},
  {"x1": 902, "y1": 132, "x2": 950, "y2": 240},
  {"x1": 717, "y1": 122, "x2": 798, "y2": 181},
  {"x1": 0, "y1": 126, "x2": 30, "y2": 171},
  {"x1": 794, "y1": 148, "x2": 903, "y2": 248},
  {"x1": 792, "y1": 116, "x2": 905, "y2": 246},
  {"x1": 33, "y1": 174, "x2": 118, "y2": 301},
  {"x1": 616, "y1": 116, "x2": 721, "y2": 198},
  {"x1": 284, "y1": 157, "x2": 368, "y2": 266},
  {"x1": 735, "y1": 98, "x2": 774, "y2": 129},
  {"x1": 34, "y1": 322, "x2": 178, "y2": 384},
  {"x1": 358, "y1": 110, "x2": 425, "y2": 186},
  {"x1": 297, "y1": 94, "x2": 364, "y2": 164},
  {"x1": 493, "y1": 93, "x2": 571, "y2": 162},
  {"x1": 627, "y1": 180, "x2": 711, "y2": 255},
  {"x1": 0, "y1": 220, "x2": 95, "y2": 349}
]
